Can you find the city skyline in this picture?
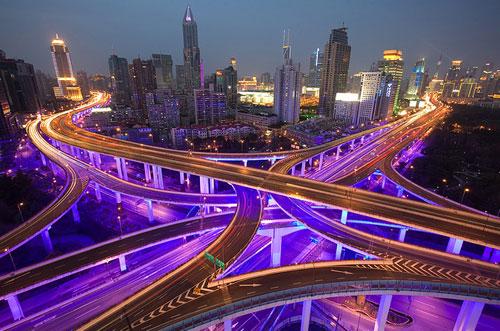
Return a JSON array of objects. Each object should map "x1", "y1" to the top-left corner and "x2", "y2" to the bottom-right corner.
[{"x1": 1, "y1": 0, "x2": 499, "y2": 78}]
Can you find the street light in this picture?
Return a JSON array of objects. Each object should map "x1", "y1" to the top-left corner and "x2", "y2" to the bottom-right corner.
[
  {"x1": 460, "y1": 188, "x2": 470, "y2": 203},
  {"x1": 4, "y1": 248, "x2": 16, "y2": 272},
  {"x1": 117, "y1": 216, "x2": 123, "y2": 238},
  {"x1": 17, "y1": 202, "x2": 24, "y2": 223}
]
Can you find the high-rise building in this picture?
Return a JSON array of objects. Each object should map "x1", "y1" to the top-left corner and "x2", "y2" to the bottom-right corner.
[
  {"x1": 307, "y1": 48, "x2": 323, "y2": 87},
  {"x1": 405, "y1": 58, "x2": 426, "y2": 100},
  {"x1": 148, "y1": 94, "x2": 180, "y2": 142},
  {"x1": 273, "y1": 31, "x2": 302, "y2": 124},
  {"x1": 193, "y1": 89, "x2": 226, "y2": 126},
  {"x1": 76, "y1": 70, "x2": 90, "y2": 97},
  {"x1": 152, "y1": 54, "x2": 173, "y2": 90},
  {"x1": 377, "y1": 50, "x2": 404, "y2": 114},
  {"x1": 108, "y1": 55, "x2": 131, "y2": 105},
  {"x1": 357, "y1": 72, "x2": 383, "y2": 124},
  {"x1": 129, "y1": 58, "x2": 156, "y2": 111},
  {"x1": 35, "y1": 70, "x2": 55, "y2": 105},
  {"x1": 0, "y1": 51, "x2": 42, "y2": 138},
  {"x1": 175, "y1": 64, "x2": 186, "y2": 91},
  {"x1": 182, "y1": 5, "x2": 201, "y2": 92},
  {"x1": 50, "y1": 34, "x2": 82, "y2": 101},
  {"x1": 319, "y1": 27, "x2": 351, "y2": 117},
  {"x1": 442, "y1": 60, "x2": 462, "y2": 98},
  {"x1": 353, "y1": 71, "x2": 396, "y2": 125},
  {"x1": 260, "y1": 72, "x2": 272, "y2": 85}
]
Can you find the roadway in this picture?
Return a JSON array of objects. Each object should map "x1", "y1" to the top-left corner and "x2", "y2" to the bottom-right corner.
[{"x1": 40, "y1": 94, "x2": 500, "y2": 249}]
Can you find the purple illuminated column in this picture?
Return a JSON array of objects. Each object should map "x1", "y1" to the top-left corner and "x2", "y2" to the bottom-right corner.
[
  {"x1": 300, "y1": 300, "x2": 312, "y2": 331},
  {"x1": 374, "y1": 295, "x2": 393, "y2": 331}
]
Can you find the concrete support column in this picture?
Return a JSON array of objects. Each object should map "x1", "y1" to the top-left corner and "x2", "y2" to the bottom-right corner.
[
  {"x1": 41, "y1": 229, "x2": 53, "y2": 254},
  {"x1": 271, "y1": 157, "x2": 276, "y2": 165},
  {"x1": 350, "y1": 140, "x2": 355, "y2": 150},
  {"x1": 319, "y1": 152, "x2": 324, "y2": 170},
  {"x1": 200, "y1": 176, "x2": 210, "y2": 194},
  {"x1": 209, "y1": 178, "x2": 215, "y2": 194},
  {"x1": 336, "y1": 146, "x2": 341, "y2": 160},
  {"x1": 120, "y1": 158, "x2": 128, "y2": 181},
  {"x1": 118, "y1": 255, "x2": 127, "y2": 272},
  {"x1": 490, "y1": 250, "x2": 500, "y2": 263},
  {"x1": 115, "y1": 191, "x2": 122, "y2": 204},
  {"x1": 396, "y1": 186, "x2": 404, "y2": 198},
  {"x1": 88, "y1": 152, "x2": 96, "y2": 167},
  {"x1": 40, "y1": 152, "x2": 47, "y2": 167},
  {"x1": 95, "y1": 153, "x2": 102, "y2": 169},
  {"x1": 361, "y1": 136, "x2": 365, "y2": 143},
  {"x1": 335, "y1": 243, "x2": 343, "y2": 260},
  {"x1": 72, "y1": 205, "x2": 80, "y2": 224},
  {"x1": 300, "y1": 161, "x2": 306, "y2": 176},
  {"x1": 453, "y1": 301, "x2": 485, "y2": 331},
  {"x1": 446, "y1": 238, "x2": 464, "y2": 254},
  {"x1": 381, "y1": 176, "x2": 386, "y2": 189},
  {"x1": 398, "y1": 228, "x2": 407, "y2": 242},
  {"x1": 146, "y1": 199, "x2": 154, "y2": 223},
  {"x1": 340, "y1": 209, "x2": 348, "y2": 224},
  {"x1": 482, "y1": 247, "x2": 493, "y2": 261},
  {"x1": 115, "y1": 157, "x2": 123, "y2": 179},
  {"x1": 6, "y1": 295, "x2": 24, "y2": 321},
  {"x1": 374, "y1": 295, "x2": 393, "y2": 331},
  {"x1": 271, "y1": 228, "x2": 283, "y2": 267},
  {"x1": 291, "y1": 165, "x2": 296, "y2": 176},
  {"x1": 156, "y1": 166, "x2": 164, "y2": 189},
  {"x1": 223, "y1": 319, "x2": 232, "y2": 331},
  {"x1": 242, "y1": 160, "x2": 248, "y2": 167},
  {"x1": 300, "y1": 300, "x2": 312, "y2": 331},
  {"x1": 179, "y1": 171, "x2": 185, "y2": 185},
  {"x1": 95, "y1": 183, "x2": 102, "y2": 202},
  {"x1": 144, "y1": 163, "x2": 151, "y2": 183},
  {"x1": 151, "y1": 165, "x2": 159, "y2": 188}
]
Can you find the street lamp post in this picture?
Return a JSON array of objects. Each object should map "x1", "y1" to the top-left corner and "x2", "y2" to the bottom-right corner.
[
  {"x1": 460, "y1": 188, "x2": 470, "y2": 204},
  {"x1": 17, "y1": 202, "x2": 24, "y2": 223},
  {"x1": 4, "y1": 248, "x2": 16, "y2": 272}
]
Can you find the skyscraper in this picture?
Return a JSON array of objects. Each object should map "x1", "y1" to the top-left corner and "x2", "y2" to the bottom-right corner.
[
  {"x1": 182, "y1": 5, "x2": 201, "y2": 92},
  {"x1": 307, "y1": 48, "x2": 323, "y2": 87},
  {"x1": 405, "y1": 58, "x2": 426, "y2": 100},
  {"x1": 129, "y1": 58, "x2": 156, "y2": 111},
  {"x1": 319, "y1": 27, "x2": 351, "y2": 117},
  {"x1": 50, "y1": 34, "x2": 82, "y2": 101},
  {"x1": 377, "y1": 50, "x2": 404, "y2": 114},
  {"x1": 442, "y1": 60, "x2": 462, "y2": 98},
  {"x1": 108, "y1": 54, "x2": 131, "y2": 105},
  {"x1": 273, "y1": 31, "x2": 302, "y2": 124},
  {"x1": 152, "y1": 54, "x2": 173, "y2": 90}
]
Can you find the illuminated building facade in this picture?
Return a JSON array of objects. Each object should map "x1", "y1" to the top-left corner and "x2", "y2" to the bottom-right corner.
[
  {"x1": 193, "y1": 89, "x2": 226, "y2": 126},
  {"x1": 334, "y1": 93, "x2": 359, "y2": 125},
  {"x1": 50, "y1": 34, "x2": 82, "y2": 101},
  {"x1": 319, "y1": 27, "x2": 351, "y2": 117},
  {"x1": 306, "y1": 48, "x2": 323, "y2": 88},
  {"x1": 274, "y1": 31, "x2": 302, "y2": 124},
  {"x1": 129, "y1": 58, "x2": 156, "y2": 111},
  {"x1": 238, "y1": 76, "x2": 258, "y2": 91},
  {"x1": 182, "y1": 5, "x2": 201, "y2": 92},
  {"x1": 405, "y1": 58, "x2": 427, "y2": 100},
  {"x1": 377, "y1": 49, "x2": 403, "y2": 114},
  {"x1": 442, "y1": 60, "x2": 463, "y2": 98}
]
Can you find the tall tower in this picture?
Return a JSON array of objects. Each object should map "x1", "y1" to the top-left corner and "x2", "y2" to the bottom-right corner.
[
  {"x1": 307, "y1": 48, "x2": 323, "y2": 87},
  {"x1": 406, "y1": 58, "x2": 426, "y2": 100},
  {"x1": 319, "y1": 27, "x2": 351, "y2": 117},
  {"x1": 182, "y1": 5, "x2": 201, "y2": 92},
  {"x1": 377, "y1": 50, "x2": 404, "y2": 114},
  {"x1": 50, "y1": 34, "x2": 82, "y2": 100},
  {"x1": 274, "y1": 30, "x2": 302, "y2": 124},
  {"x1": 108, "y1": 54, "x2": 131, "y2": 105}
]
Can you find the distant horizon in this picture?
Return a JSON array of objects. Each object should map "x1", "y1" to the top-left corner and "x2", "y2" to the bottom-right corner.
[{"x1": 1, "y1": 0, "x2": 499, "y2": 79}]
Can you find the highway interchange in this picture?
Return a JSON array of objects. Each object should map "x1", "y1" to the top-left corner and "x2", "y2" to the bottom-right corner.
[{"x1": 1, "y1": 92, "x2": 499, "y2": 330}]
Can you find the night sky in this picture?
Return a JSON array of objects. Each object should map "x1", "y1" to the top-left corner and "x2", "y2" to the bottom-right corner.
[{"x1": 1, "y1": 0, "x2": 499, "y2": 78}]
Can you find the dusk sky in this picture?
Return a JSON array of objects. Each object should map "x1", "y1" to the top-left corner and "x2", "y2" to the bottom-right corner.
[{"x1": 1, "y1": 0, "x2": 499, "y2": 78}]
